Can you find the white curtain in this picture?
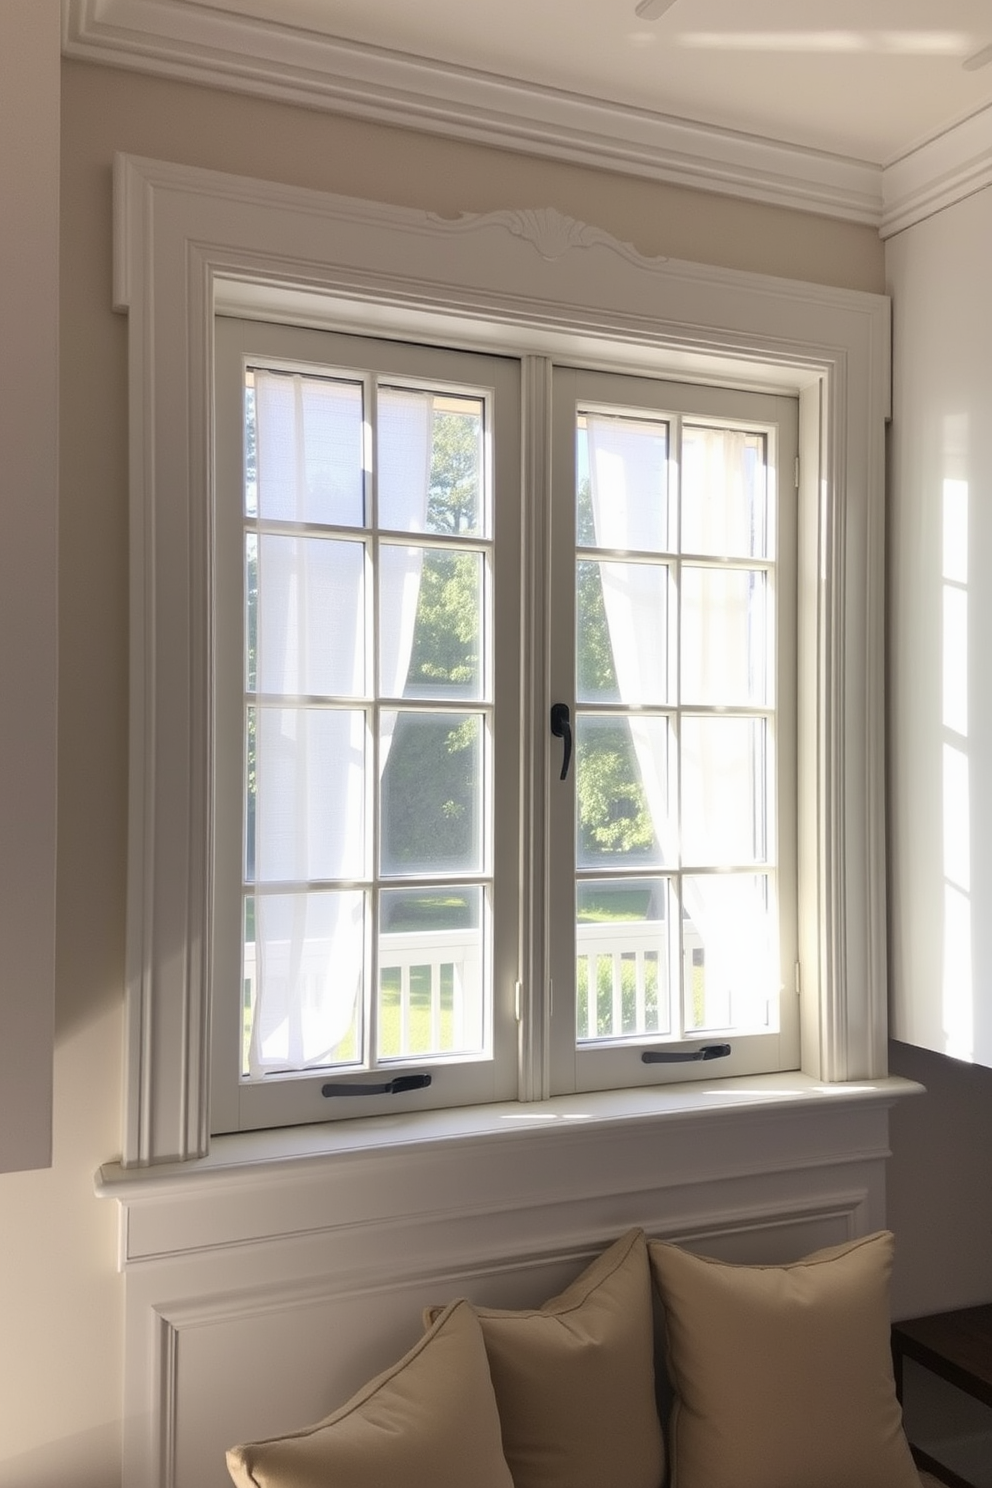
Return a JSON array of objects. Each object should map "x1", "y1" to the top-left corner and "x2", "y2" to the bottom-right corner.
[
  {"x1": 248, "y1": 374, "x2": 433, "y2": 1074},
  {"x1": 586, "y1": 417, "x2": 768, "y2": 1026}
]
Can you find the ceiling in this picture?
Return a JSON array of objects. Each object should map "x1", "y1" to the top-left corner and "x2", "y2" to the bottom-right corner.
[
  {"x1": 63, "y1": 0, "x2": 992, "y2": 231},
  {"x1": 188, "y1": 0, "x2": 992, "y2": 163}
]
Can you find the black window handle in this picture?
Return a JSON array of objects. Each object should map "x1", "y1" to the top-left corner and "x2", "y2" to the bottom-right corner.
[
  {"x1": 321, "y1": 1073, "x2": 432, "y2": 1097},
  {"x1": 550, "y1": 702, "x2": 572, "y2": 780},
  {"x1": 641, "y1": 1043, "x2": 731, "y2": 1064}
]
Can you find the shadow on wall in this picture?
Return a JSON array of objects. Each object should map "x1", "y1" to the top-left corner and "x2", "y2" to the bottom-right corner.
[{"x1": 887, "y1": 1039, "x2": 992, "y2": 1320}]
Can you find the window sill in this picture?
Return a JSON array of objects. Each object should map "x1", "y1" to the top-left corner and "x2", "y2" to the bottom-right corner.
[{"x1": 97, "y1": 1072, "x2": 923, "y2": 1209}]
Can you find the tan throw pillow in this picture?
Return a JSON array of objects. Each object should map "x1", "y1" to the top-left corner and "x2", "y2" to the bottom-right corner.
[
  {"x1": 430, "y1": 1228, "x2": 664, "y2": 1488},
  {"x1": 226, "y1": 1299, "x2": 513, "y2": 1488},
  {"x1": 649, "y1": 1230, "x2": 921, "y2": 1488}
]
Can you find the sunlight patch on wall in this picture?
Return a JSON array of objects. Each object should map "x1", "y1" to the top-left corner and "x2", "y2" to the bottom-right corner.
[{"x1": 941, "y1": 476, "x2": 972, "y2": 1061}]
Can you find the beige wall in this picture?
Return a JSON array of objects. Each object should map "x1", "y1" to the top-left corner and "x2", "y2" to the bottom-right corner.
[{"x1": 0, "y1": 55, "x2": 892, "y2": 1486}]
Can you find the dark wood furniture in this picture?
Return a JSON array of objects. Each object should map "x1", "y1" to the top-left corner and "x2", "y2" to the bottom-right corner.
[{"x1": 892, "y1": 1303, "x2": 992, "y2": 1488}]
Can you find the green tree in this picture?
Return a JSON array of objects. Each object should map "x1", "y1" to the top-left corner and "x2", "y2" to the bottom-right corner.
[
  {"x1": 574, "y1": 477, "x2": 655, "y2": 862},
  {"x1": 380, "y1": 407, "x2": 482, "y2": 872}
]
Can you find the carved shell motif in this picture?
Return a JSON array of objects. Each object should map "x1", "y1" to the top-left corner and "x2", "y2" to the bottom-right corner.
[
  {"x1": 428, "y1": 205, "x2": 663, "y2": 269},
  {"x1": 505, "y1": 207, "x2": 605, "y2": 261}
]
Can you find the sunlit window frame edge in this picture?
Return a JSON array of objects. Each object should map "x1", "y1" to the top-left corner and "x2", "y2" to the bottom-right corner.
[{"x1": 114, "y1": 151, "x2": 891, "y2": 1168}]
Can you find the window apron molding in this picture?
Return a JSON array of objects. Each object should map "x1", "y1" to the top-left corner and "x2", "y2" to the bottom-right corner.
[{"x1": 113, "y1": 151, "x2": 891, "y2": 1168}]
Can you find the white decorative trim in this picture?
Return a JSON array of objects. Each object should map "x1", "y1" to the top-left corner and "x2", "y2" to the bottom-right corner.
[
  {"x1": 881, "y1": 102, "x2": 992, "y2": 238},
  {"x1": 100, "y1": 1075, "x2": 915, "y2": 1261},
  {"x1": 113, "y1": 151, "x2": 891, "y2": 1165},
  {"x1": 112, "y1": 1091, "x2": 904, "y2": 1488},
  {"x1": 64, "y1": 0, "x2": 882, "y2": 224}
]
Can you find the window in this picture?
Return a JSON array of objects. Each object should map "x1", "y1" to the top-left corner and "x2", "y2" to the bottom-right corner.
[
  {"x1": 116, "y1": 156, "x2": 889, "y2": 1166},
  {"x1": 210, "y1": 322, "x2": 798, "y2": 1132},
  {"x1": 211, "y1": 323, "x2": 523, "y2": 1132},
  {"x1": 548, "y1": 368, "x2": 799, "y2": 1095}
]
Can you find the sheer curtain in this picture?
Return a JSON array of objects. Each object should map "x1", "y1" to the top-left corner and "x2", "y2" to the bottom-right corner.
[
  {"x1": 585, "y1": 417, "x2": 767, "y2": 1027},
  {"x1": 248, "y1": 375, "x2": 433, "y2": 1075}
]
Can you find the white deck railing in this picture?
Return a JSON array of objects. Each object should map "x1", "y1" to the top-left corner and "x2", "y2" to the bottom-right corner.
[{"x1": 244, "y1": 920, "x2": 699, "y2": 1057}]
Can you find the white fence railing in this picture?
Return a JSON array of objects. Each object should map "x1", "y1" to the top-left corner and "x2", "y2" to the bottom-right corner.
[{"x1": 244, "y1": 920, "x2": 702, "y2": 1057}]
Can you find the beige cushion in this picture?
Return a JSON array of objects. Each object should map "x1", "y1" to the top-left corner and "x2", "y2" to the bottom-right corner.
[
  {"x1": 436, "y1": 1227, "x2": 664, "y2": 1488},
  {"x1": 649, "y1": 1230, "x2": 921, "y2": 1488},
  {"x1": 226, "y1": 1299, "x2": 513, "y2": 1488}
]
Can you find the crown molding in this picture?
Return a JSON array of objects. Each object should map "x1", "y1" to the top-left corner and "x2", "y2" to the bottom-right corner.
[
  {"x1": 881, "y1": 101, "x2": 992, "y2": 238},
  {"x1": 63, "y1": 0, "x2": 883, "y2": 225}
]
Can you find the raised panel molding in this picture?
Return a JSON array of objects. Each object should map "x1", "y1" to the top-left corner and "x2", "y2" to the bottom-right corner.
[{"x1": 111, "y1": 1085, "x2": 904, "y2": 1487}]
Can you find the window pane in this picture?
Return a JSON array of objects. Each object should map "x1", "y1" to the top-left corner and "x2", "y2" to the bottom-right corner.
[
  {"x1": 681, "y1": 427, "x2": 768, "y2": 559},
  {"x1": 252, "y1": 706, "x2": 366, "y2": 882},
  {"x1": 681, "y1": 566, "x2": 769, "y2": 706},
  {"x1": 576, "y1": 878, "x2": 674, "y2": 1042},
  {"x1": 381, "y1": 545, "x2": 483, "y2": 700},
  {"x1": 581, "y1": 413, "x2": 671, "y2": 551},
  {"x1": 682, "y1": 874, "x2": 775, "y2": 1031},
  {"x1": 254, "y1": 371, "x2": 364, "y2": 526},
  {"x1": 252, "y1": 533, "x2": 365, "y2": 697},
  {"x1": 576, "y1": 560, "x2": 671, "y2": 705},
  {"x1": 379, "y1": 886, "x2": 485, "y2": 1056},
  {"x1": 379, "y1": 389, "x2": 485, "y2": 537},
  {"x1": 576, "y1": 714, "x2": 674, "y2": 869},
  {"x1": 246, "y1": 889, "x2": 365, "y2": 1073},
  {"x1": 680, "y1": 715, "x2": 768, "y2": 865},
  {"x1": 380, "y1": 711, "x2": 483, "y2": 875}
]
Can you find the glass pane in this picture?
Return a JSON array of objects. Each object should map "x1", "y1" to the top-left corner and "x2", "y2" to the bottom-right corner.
[
  {"x1": 379, "y1": 389, "x2": 485, "y2": 537},
  {"x1": 381, "y1": 545, "x2": 483, "y2": 700},
  {"x1": 682, "y1": 874, "x2": 775, "y2": 1032},
  {"x1": 380, "y1": 712, "x2": 483, "y2": 875},
  {"x1": 251, "y1": 706, "x2": 366, "y2": 883},
  {"x1": 379, "y1": 886, "x2": 484, "y2": 1057},
  {"x1": 253, "y1": 371, "x2": 364, "y2": 526},
  {"x1": 251, "y1": 533, "x2": 365, "y2": 697},
  {"x1": 681, "y1": 427, "x2": 768, "y2": 559},
  {"x1": 576, "y1": 561, "x2": 671, "y2": 704},
  {"x1": 244, "y1": 889, "x2": 364, "y2": 1074},
  {"x1": 680, "y1": 716, "x2": 768, "y2": 866},
  {"x1": 576, "y1": 879, "x2": 674, "y2": 1042},
  {"x1": 681, "y1": 566, "x2": 769, "y2": 706},
  {"x1": 576, "y1": 714, "x2": 674, "y2": 870},
  {"x1": 581, "y1": 413, "x2": 671, "y2": 552}
]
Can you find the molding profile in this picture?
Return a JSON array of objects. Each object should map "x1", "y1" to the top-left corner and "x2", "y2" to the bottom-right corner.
[
  {"x1": 65, "y1": 0, "x2": 992, "y2": 235},
  {"x1": 64, "y1": 0, "x2": 881, "y2": 224},
  {"x1": 881, "y1": 102, "x2": 992, "y2": 238}
]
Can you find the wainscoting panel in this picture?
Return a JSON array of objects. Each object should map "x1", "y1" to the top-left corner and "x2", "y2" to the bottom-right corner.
[{"x1": 101, "y1": 1078, "x2": 918, "y2": 1488}]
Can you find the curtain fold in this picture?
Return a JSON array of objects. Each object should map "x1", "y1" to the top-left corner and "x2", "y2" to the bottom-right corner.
[
  {"x1": 248, "y1": 374, "x2": 433, "y2": 1075},
  {"x1": 585, "y1": 417, "x2": 757, "y2": 1027}
]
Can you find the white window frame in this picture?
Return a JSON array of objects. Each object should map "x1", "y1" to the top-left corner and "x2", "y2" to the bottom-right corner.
[{"x1": 115, "y1": 153, "x2": 890, "y2": 1167}]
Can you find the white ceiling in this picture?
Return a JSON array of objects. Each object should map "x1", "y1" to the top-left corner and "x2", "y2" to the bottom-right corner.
[
  {"x1": 192, "y1": 0, "x2": 992, "y2": 164},
  {"x1": 62, "y1": 0, "x2": 992, "y2": 231}
]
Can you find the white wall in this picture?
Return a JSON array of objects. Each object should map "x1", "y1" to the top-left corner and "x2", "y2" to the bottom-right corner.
[
  {"x1": 885, "y1": 188, "x2": 992, "y2": 1318},
  {"x1": 887, "y1": 185, "x2": 992, "y2": 1070}
]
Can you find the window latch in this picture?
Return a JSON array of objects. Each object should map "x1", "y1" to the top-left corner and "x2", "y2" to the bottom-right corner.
[
  {"x1": 550, "y1": 702, "x2": 572, "y2": 780},
  {"x1": 641, "y1": 1043, "x2": 731, "y2": 1064},
  {"x1": 321, "y1": 1073, "x2": 433, "y2": 1098}
]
